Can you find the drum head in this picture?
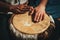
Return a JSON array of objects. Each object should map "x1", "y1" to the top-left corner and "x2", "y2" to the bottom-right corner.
[{"x1": 11, "y1": 12, "x2": 50, "y2": 34}]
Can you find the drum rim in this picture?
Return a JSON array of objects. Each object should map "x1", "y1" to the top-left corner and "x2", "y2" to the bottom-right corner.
[{"x1": 10, "y1": 13, "x2": 50, "y2": 35}]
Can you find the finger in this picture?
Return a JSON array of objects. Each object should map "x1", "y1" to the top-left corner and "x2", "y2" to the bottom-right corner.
[
  {"x1": 31, "y1": 9, "x2": 34, "y2": 15},
  {"x1": 25, "y1": 6, "x2": 34, "y2": 11},
  {"x1": 34, "y1": 11, "x2": 39, "y2": 21},
  {"x1": 18, "y1": 6, "x2": 29, "y2": 11},
  {"x1": 17, "y1": 6, "x2": 29, "y2": 13},
  {"x1": 39, "y1": 13, "x2": 44, "y2": 21},
  {"x1": 36, "y1": 12, "x2": 41, "y2": 22},
  {"x1": 29, "y1": 8, "x2": 34, "y2": 15},
  {"x1": 14, "y1": 9, "x2": 21, "y2": 14},
  {"x1": 42, "y1": 13, "x2": 44, "y2": 20},
  {"x1": 17, "y1": 5, "x2": 27, "y2": 10},
  {"x1": 17, "y1": 6, "x2": 26, "y2": 11},
  {"x1": 22, "y1": 8, "x2": 29, "y2": 11},
  {"x1": 13, "y1": 10, "x2": 19, "y2": 14},
  {"x1": 22, "y1": 6, "x2": 34, "y2": 14}
]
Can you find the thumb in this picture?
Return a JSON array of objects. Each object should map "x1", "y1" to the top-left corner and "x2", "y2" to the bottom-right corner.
[{"x1": 29, "y1": 7, "x2": 34, "y2": 15}]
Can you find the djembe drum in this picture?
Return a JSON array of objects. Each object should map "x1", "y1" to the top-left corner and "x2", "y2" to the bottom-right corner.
[{"x1": 9, "y1": 12, "x2": 55, "y2": 40}]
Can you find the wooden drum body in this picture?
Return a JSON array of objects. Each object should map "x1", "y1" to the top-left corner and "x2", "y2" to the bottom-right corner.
[{"x1": 9, "y1": 12, "x2": 55, "y2": 40}]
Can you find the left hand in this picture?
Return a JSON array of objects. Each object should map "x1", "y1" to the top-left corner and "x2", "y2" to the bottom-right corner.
[{"x1": 34, "y1": 5, "x2": 46, "y2": 22}]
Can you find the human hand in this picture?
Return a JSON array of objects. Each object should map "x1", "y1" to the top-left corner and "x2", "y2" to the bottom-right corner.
[
  {"x1": 34, "y1": 5, "x2": 46, "y2": 22},
  {"x1": 28, "y1": 6, "x2": 34, "y2": 15},
  {"x1": 9, "y1": 4, "x2": 30, "y2": 14}
]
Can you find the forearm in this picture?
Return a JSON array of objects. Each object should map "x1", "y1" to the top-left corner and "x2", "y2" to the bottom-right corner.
[
  {"x1": 0, "y1": 1, "x2": 11, "y2": 12},
  {"x1": 39, "y1": 0, "x2": 48, "y2": 7}
]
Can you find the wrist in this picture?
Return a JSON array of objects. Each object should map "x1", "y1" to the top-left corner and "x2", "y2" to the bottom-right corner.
[{"x1": 38, "y1": 4, "x2": 46, "y2": 10}]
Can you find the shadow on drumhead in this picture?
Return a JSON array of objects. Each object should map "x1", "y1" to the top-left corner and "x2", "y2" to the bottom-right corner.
[{"x1": 30, "y1": 12, "x2": 39, "y2": 23}]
